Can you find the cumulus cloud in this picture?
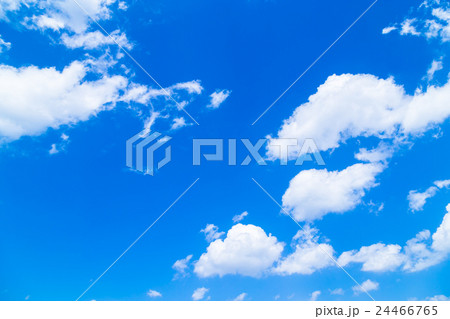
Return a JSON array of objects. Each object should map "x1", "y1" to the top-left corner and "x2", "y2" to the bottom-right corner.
[
  {"x1": 200, "y1": 224, "x2": 225, "y2": 243},
  {"x1": 192, "y1": 287, "x2": 209, "y2": 301},
  {"x1": 282, "y1": 163, "x2": 383, "y2": 221},
  {"x1": 408, "y1": 179, "x2": 450, "y2": 212},
  {"x1": 232, "y1": 211, "x2": 248, "y2": 223},
  {"x1": 339, "y1": 204, "x2": 450, "y2": 273},
  {"x1": 0, "y1": 60, "x2": 131, "y2": 142},
  {"x1": 147, "y1": 289, "x2": 162, "y2": 298},
  {"x1": 267, "y1": 73, "x2": 450, "y2": 157},
  {"x1": 273, "y1": 227, "x2": 335, "y2": 275},
  {"x1": 338, "y1": 243, "x2": 406, "y2": 272},
  {"x1": 194, "y1": 224, "x2": 284, "y2": 278},
  {"x1": 172, "y1": 254, "x2": 193, "y2": 279},
  {"x1": 208, "y1": 89, "x2": 231, "y2": 109},
  {"x1": 353, "y1": 279, "x2": 379, "y2": 295}
]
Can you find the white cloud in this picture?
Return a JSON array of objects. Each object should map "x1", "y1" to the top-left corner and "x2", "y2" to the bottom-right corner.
[
  {"x1": 118, "y1": 1, "x2": 127, "y2": 10},
  {"x1": 353, "y1": 279, "x2": 379, "y2": 295},
  {"x1": 192, "y1": 287, "x2": 209, "y2": 301},
  {"x1": 400, "y1": 19, "x2": 421, "y2": 36},
  {"x1": 61, "y1": 30, "x2": 132, "y2": 50},
  {"x1": 408, "y1": 179, "x2": 450, "y2": 212},
  {"x1": 200, "y1": 224, "x2": 225, "y2": 243},
  {"x1": 426, "y1": 59, "x2": 443, "y2": 81},
  {"x1": 25, "y1": 0, "x2": 117, "y2": 34},
  {"x1": 426, "y1": 295, "x2": 450, "y2": 301},
  {"x1": 232, "y1": 211, "x2": 248, "y2": 223},
  {"x1": 171, "y1": 117, "x2": 188, "y2": 130},
  {"x1": 385, "y1": 2, "x2": 450, "y2": 42},
  {"x1": 172, "y1": 254, "x2": 193, "y2": 279},
  {"x1": 194, "y1": 224, "x2": 284, "y2": 278},
  {"x1": 208, "y1": 89, "x2": 231, "y2": 109},
  {"x1": 310, "y1": 290, "x2": 321, "y2": 301},
  {"x1": 382, "y1": 26, "x2": 397, "y2": 34},
  {"x1": 340, "y1": 204, "x2": 450, "y2": 273},
  {"x1": 233, "y1": 293, "x2": 247, "y2": 301},
  {"x1": 147, "y1": 289, "x2": 162, "y2": 298},
  {"x1": 49, "y1": 133, "x2": 70, "y2": 155},
  {"x1": 338, "y1": 243, "x2": 406, "y2": 272},
  {"x1": 282, "y1": 163, "x2": 383, "y2": 222},
  {"x1": 0, "y1": 60, "x2": 133, "y2": 142},
  {"x1": 0, "y1": 34, "x2": 11, "y2": 53},
  {"x1": 330, "y1": 288, "x2": 345, "y2": 296},
  {"x1": 273, "y1": 227, "x2": 335, "y2": 275},
  {"x1": 267, "y1": 73, "x2": 450, "y2": 157},
  {"x1": 171, "y1": 80, "x2": 203, "y2": 95}
]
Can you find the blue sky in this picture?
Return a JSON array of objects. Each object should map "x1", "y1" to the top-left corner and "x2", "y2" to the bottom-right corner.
[{"x1": 0, "y1": 0, "x2": 450, "y2": 301}]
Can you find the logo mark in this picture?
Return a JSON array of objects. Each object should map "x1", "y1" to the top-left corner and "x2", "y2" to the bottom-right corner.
[{"x1": 126, "y1": 130, "x2": 172, "y2": 175}]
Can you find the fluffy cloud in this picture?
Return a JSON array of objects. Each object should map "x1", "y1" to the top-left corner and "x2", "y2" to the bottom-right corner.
[
  {"x1": 194, "y1": 224, "x2": 284, "y2": 278},
  {"x1": 339, "y1": 204, "x2": 450, "y2": 273},
  {"x1": 338, "y1": 243, "x2": 406, "y2": 272},
  {"x1": 0, "y1": 34, "x2": 11, "y2": 53},
  {"x1": 200, "y1": 224, "x2": 225, "y2": 243},
  {"x1": 408, "y1": 179, "x2": 450, "y2": 212},
  {"x1": 384, "y1": 2, "x2": 450, "y2": 42},
  {"x1": 171, "y1": 117, "x2": 188, "y2": 130},
  {"x1": 282, "y1": 163, "x2": 383, "y2": 221},
  {"x1": 147, "y1": 289, "x2": 162, "y2": 298},
  {"x1": 0, "y1": 60, "x2": 130, "y2": 141},
  {"x1": 192, "y1": 287, "x2": 209, "y2": 301},
  {"x1": 61, "y1": 30, "x2": 132, "y2": 50},
  {"x1": 268, "y1": 73, "x2": 450, "y2": 157},
  {"x1": 208, "y1": 89, "x2": 231, "y2": 109},
  {"x1": 273, "y1": 227, "x2": 335, "y2": 275},
  {"x1": 2, "y1": 0, "x2": 131, "y2": 50},
  {"x1": 353, "y1": 279, "x2": 379, "y2": 295},
  {"x1": 232, "y1": 211, "x2": 248, "y2": 223}
]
